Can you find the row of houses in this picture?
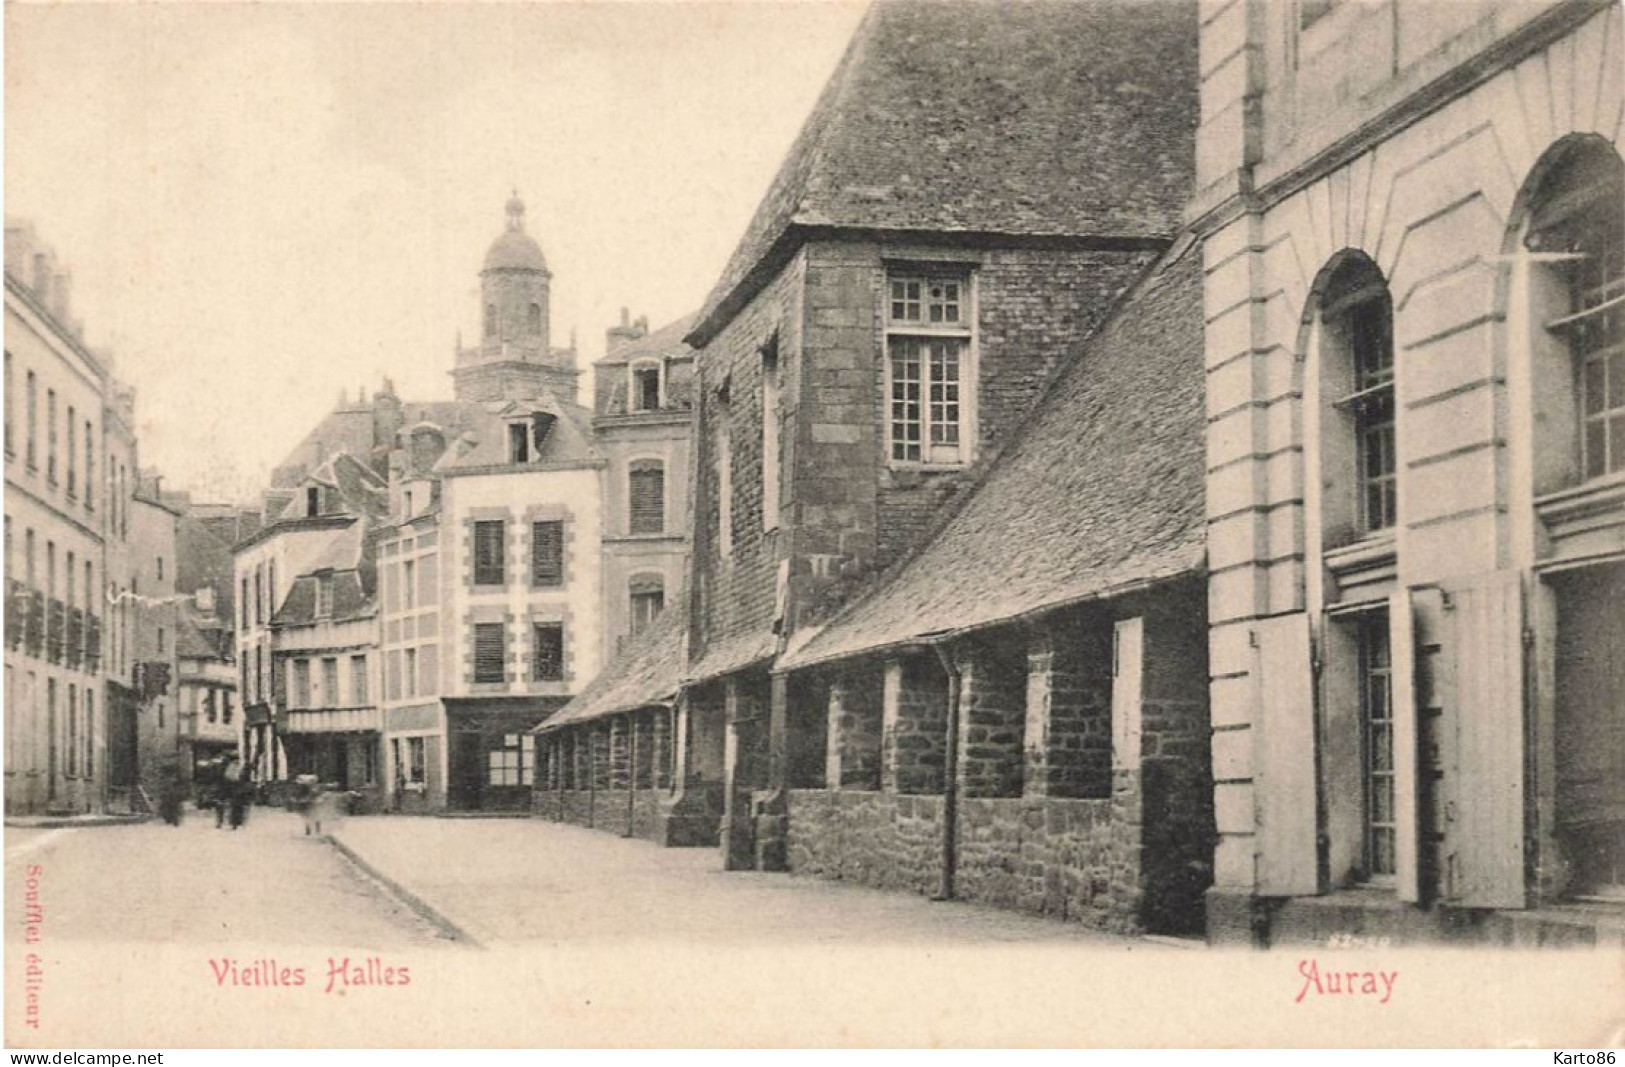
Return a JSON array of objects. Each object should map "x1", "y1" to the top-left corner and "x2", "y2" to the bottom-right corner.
[
  {"x1": 229, "y1": 196, "x2": 695, "y2": 814},
  {"x1": 532, "y1": 0, "x2": 1625, "y2": 946},
  {"x1": 3, "y1": 221, "x2": 245, "y2": 816}
]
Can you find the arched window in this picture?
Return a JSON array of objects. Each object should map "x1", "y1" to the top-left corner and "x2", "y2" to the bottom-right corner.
[
  {"x1": 484, "y1": 303, "x2": 498, "y2": 340},
  {"x1": 1316, "y1": 253, "x2": 1396, "y2": 546},
  {"x1": 527, "y1": 302, "x2": 542, "y2": 336},
  {"x1": 1522, "y1": 138, "x2": 1625, "y2": 485},
  {"x1": 628, "y1": 459, "x2": 664, "y2": 535}
]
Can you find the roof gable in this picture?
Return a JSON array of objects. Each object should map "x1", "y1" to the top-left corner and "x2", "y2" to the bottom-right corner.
[{"x1": 692, "y1": 0, "x2": 1198, "y2": 344}]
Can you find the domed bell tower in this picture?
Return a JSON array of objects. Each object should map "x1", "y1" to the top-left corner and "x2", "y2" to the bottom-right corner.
[{"x1": 453, "y1": 194, "x2": 579, "y2": 403}]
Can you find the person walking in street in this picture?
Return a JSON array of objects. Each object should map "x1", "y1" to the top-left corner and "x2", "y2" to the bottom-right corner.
[{"x1": 224, "y1": 756, "x2": 250, "y2": 830}]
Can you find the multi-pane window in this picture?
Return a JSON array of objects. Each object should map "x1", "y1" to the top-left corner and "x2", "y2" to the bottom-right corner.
[
  {"x1": 714, "y1": 388, "x2": 733, "y2": 558},
  {"x1": 315, "y1": 574, "x2": 333, "y2": 618},
  {"x1": 65, "y1": 408, "x2": 76, "y2": 497},
  {"x1": 404, "y1": 648, "x2": 418, "y2": 698},
  {"x1": 484, "y1": 303, "x2": 497, "y2": 339},
  {"x1": 25, "y1": 371, "x2": 37, "y2": 470},
  {"x1": 761, "y1": 336, "x2": 781, "y2": 530},
  {"x1": 46, "y1": 389, "x2": 57, "y2": 484},
  {"x1": 473, "y1": 521, "x2": 506, "y2": 586},
  {"x1": 887, "y1": 274, "x2": 971, "y2": 464},
  {"x1": 531, "y1": 623, "x2": 564, "y2": 682},
  {"x1": 531, "y1": 520, "x2": 564, "y2": 586},
  {"x1": 83, "y1": 419, "x2": 93, "y2": 510},
  {"x1": 488, "y1": 733, "x2": 534, "y2": 787},
  {"x1": 628, "y1": 462, "x2": 664, "y2": 535},
  {"x1": 351, "y1": 654, "x2": 368, "y2": 705},
  {"x1": 83, "y1": 689, "x2": 93, "y2": 779},
  {"x1": 1532, "y1": 149, "x2": 1625, "y2": 480},
  {"x1": 630, "y1": 583, "x2": 664, "y2": 636},
  {"x1": 408, "y1": 736, "x2": 427, "y2": 784},
  {"x1": 1358, "y1": 615, "x2": 1396, "y2": 882},
  {"x1": 1329, "y1": 282, "x2": 1397, "y2": 535},
  {"x1": 528, "y1": 303, "x2": 542, "y2": 336},
  {"x1": 322, "y1": 657, "x2": 339, "y2": 706},
  {"x1": 403, "y1": 559, "x2": 416, "y2": 609},
  {"x1": 292, "y1": 659, "x2": 311, "y2": 709},
  {"x1": 473, "y1": 622, "x2": 506, "y2": 684},
  {"x1": 67, "y1": 683, "x2": 78, "y2": 776}
]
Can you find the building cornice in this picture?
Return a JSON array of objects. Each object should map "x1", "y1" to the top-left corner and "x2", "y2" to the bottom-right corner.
[{"x1": 686, "y1": 223, "x2": 1174, "y2": 349}]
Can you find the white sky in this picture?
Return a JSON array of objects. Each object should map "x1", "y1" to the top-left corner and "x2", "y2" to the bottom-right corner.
[{"x1": 4, "y1": 1, "x2": 866, "y2": 504}]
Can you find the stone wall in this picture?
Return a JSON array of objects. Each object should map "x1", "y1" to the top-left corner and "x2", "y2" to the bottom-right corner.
[
  {"x1": 533, "y1": 784, "x2": 674, "y2": 844},
  {"x1": 953, "y1": 796, "x2": 1137, "y2": 932},
  {"x1": 784, "y1": 789, "x2": 945, "y2": 897}
]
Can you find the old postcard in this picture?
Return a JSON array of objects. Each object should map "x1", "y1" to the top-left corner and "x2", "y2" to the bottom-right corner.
[{"x1": 4, "y1": 0, "x2": 1624, "y2": 1049}]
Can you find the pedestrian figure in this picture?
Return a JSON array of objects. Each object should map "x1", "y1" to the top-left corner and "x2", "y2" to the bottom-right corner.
[
  {"x1": 156, "y1": 760, "x2": 186, "y2": 827},
  {"x1": 224, "y1": 756, "x2": 249, "y2": 830},
  {"x1": 293, "y1": 774, "x2": 323, "y2": 835}
]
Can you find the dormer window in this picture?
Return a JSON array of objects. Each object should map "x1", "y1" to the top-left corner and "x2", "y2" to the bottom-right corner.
[
  {"x1": 508, "y1": 422, "x2": 530, "y2": 464},
  {"x1": 306, "y1": 486, "x2": 320, "y2": 517},
  {"x1": 631, "y1": 360, "x2": 662, "y2": 413},
  {"x1": 315, "y1": 573, "x2": 334, "y2": 618}
]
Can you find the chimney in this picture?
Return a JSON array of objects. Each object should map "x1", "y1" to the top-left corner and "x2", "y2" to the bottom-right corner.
[
  {"x1": 605, "y1": 306, "x2": 648, "y2": 355},
  {"x1": 51, "y1": 271, "x2": 72, "y2": 325}
]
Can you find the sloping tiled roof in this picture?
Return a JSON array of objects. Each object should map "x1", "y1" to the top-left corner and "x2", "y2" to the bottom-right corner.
[
  {"x1": 780, "y1": 237, "x2": 1207, "y2": 670},
  {"x1": 593, "y1": 313, "x2": 698, "y2": 366},
  {"x1": 691, "y1": 0, "x2": 1198, "y2": 343},
  {"x1": 538, "y1": 607, "x2": 687, "y2": 731},
  {"x1": 433, "y1": 394, "x2": 601, "y2": 474},
  {"x1": 273, "y1": 569, "x2": 373, "y2": 627}
]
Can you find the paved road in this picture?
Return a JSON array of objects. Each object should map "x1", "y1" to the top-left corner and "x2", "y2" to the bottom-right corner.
[
  {"x1": 4, "y1": 808, "x2": 448, "y2": 947},
  {"x1": 332, "y1": 815, "x2": 1149, "y2": 947}
]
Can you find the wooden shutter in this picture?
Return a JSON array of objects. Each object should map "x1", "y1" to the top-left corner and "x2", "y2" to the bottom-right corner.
[
  {"x1": 473, "y1": 521, "x2": 506, "y2": 585},
  {"x1": 629, "y1": 463, "x2": 664, "y2": 535},
  {"x1": 1389, "y1": 590, "x2": 1421, "y2": 903},
  {"x1": 473, "y1": 622, "x2": 506, "y2": 684},
  {"x1": 1445, "y1": 570, "x2": 1527, "y2": 909},
  {"x1": 1253, "y1": 613, "x2": 1320, "y2": 896},
  {"x1": 531, "y1": 521, "x2": 564, "y2": 586},
  {"x1": 1111, "y1": 617, "x2": 1144, "y2": 771}
]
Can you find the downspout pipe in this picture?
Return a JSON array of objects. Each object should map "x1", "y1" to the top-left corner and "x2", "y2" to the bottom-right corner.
[{"x1": 931, "y1": 641, "x2": 961, "y2": 903}]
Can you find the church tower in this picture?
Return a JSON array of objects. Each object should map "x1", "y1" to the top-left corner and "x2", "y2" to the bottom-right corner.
[{"x1": 452, "y1": 194, "x2": 579, "y2": 403}]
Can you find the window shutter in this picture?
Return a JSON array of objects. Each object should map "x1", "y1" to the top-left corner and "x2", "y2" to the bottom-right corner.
[
  {"x1": 629, "y1": 464, "x2": 664, "y2": 535},
  {"x1": 532, "y1": 521, "x2": 564, "y2": 586},
  {"x1": 473, "y1": 521, "x2": 506, "y2": 585},
  {"x1": 473, "y1": 622, "x2": 506, "y2": 684},
  {"x1": 1389, "y1": 590, "x2": 1421, "y2": 903},
  {"x1": 1253, "y1": 612, "x2": 1319, "y2": 896},
  {"x1": 1445, "y1": 570, "x2": 1526, "y2": 908},
  {"x1": 1111, "y1": 617, "x2": 1143, "y2": 772}
]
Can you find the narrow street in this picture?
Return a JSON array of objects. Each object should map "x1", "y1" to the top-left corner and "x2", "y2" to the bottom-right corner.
[
  {"x1": 327, "y1": 815, "x2": 1153, "y2": 947},
  {"x1": 5, "y1": 810, "x2": 448, "y2": 947},
  {"x1": 7, "y1": 809, "x2": 1149, "y2": 949}
]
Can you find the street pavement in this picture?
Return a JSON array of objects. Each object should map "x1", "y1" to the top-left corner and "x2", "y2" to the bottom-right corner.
[
  {"x1": 330, "y1": 815, "x2": 1149, "y2": 947},
  {"x1": 4, "y1": 807, "x2": 449, "y2": 947}
]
